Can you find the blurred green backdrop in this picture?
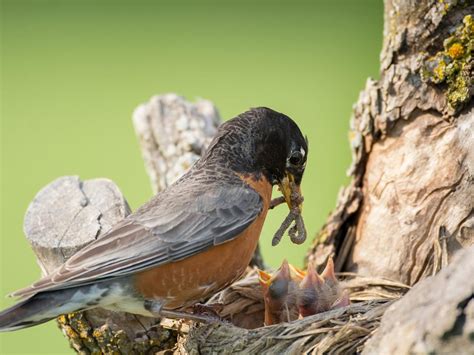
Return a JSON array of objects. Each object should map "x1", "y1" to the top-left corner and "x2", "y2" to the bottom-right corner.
[{"x1": 0, "y1": 0, "x2": 382, "y2": 353}]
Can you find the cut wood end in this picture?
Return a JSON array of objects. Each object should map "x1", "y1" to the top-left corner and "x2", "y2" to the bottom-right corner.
[{"x1": 23, "y1": 176, "x2": 130, "y2": 271}]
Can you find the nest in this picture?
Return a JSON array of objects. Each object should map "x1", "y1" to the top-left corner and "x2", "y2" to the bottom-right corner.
[{"x1": 162, "y1": 269, "x2": 410, "y2": 354}]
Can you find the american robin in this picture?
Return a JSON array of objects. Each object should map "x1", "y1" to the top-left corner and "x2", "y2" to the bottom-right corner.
[
  {"x1": 0, "y1": 107, "x2": 308, "y2": 331},
  {"x1": 258, "y1": 260, "x2": 304, "y2": 325},
  {"x1": 297, "y1": 258, "x2": 350, "y2": 317}
]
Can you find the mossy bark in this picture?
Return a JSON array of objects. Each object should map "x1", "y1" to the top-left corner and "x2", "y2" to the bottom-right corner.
[{"x1": 308, "y1": 0, "x2": 473, "y2": 286}]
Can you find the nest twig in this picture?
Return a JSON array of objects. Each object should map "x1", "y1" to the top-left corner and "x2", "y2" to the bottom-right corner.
[
  {"x1": 206, "y1": 269, "x2": 409, "y2": 327},
  {"x1": 166, "y1": 300, "x2": 393, "y2": 354},
  {"x1": 159, "y1": 269, "x2": 411, "y2": 353}
]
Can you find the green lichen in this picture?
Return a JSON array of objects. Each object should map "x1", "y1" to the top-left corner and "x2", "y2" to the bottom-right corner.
[
  {"x1": 421, "y1": 14, "x2": 473, "y2": 111},
  {"x1": 56, "y1": 312, "x2": 177, "y2": 354},
  {"x1": 438, "y1": 0, "x2": 452, "y2": 16}
]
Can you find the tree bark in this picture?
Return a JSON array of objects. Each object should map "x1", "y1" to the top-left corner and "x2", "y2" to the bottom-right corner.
[
  {"x1": 308, "y1": 1, "x2": 473, "y2": 287},
  {"x1": 132, "y1": 93, "x2": 220, "y2": 194},
  {"x1": 363, "y1": 245, "x2": 474, "y2": 354}
]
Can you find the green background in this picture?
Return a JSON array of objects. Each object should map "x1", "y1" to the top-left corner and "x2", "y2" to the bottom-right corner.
[{"x1": 0, "y1": 0, "x2": 382, "y2": 353}]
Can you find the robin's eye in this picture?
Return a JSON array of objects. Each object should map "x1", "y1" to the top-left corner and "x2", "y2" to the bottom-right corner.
[{"x1": 289, "y1": 151, "x2": 303, "y2": 166}]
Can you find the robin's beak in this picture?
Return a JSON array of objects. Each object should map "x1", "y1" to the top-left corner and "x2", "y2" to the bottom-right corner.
[{"x1": 278, "y1": 172, "x2": 303, "y2": 212}]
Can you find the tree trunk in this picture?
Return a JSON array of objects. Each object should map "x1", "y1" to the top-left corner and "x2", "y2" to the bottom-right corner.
[
  {"x1": 20, "y1": 1, "x2": 473, "y2": 353},
  {"x1": 363, "y1": 245, "x2": 474, "y2": 354},
  {"x1": 308, "y1": 0, "x2": 473, "y2": 286}
]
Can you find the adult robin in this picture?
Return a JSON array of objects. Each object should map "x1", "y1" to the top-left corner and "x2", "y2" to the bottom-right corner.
[{"x1": 0, "y1": 107, "x2": 308, "y2": 331}]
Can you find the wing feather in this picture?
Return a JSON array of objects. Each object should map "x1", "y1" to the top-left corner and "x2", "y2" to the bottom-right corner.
[{"x1": 12, "y1": 182, "x2": 263, "y2": 298}]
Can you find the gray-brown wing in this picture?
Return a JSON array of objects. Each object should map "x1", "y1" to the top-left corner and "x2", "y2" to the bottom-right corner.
[{"x1": 12, "y1": 183, "x2": 263, "y2": 298}]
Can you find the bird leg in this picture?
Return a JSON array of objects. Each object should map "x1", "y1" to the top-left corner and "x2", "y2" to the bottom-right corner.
[
  {"x1": 190, "y1": 303, "x2": 224, "y2": 318},
  {"x1": 144, "y1": 300, "x2": 223, "y2": 324}
]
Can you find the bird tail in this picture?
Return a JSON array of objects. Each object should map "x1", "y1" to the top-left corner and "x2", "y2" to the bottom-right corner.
[
  {"x1": 0, "y1": 296, "x2": 52, "y2": 331},
  {"x1": 0, "y1": 286, "x2": 101, "y2": 332}
]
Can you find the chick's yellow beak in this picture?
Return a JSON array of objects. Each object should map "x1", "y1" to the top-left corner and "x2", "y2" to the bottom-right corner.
[{"x1": 257, "y1": 269, "x2": 272, "y2": 287}]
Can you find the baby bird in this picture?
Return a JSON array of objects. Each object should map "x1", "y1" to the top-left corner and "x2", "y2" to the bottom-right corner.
[
  {"x1": 297, "y1": 258, "x2": 350, "y2": 317},
  {"x1": 258, "y1": 260, "x2": 303, "y2": 325},
  {"x1": 258, "y1": 258, "x2": 350, "y2": 326}
]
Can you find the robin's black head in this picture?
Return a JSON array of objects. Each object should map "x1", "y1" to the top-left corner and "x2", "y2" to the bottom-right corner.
[
  {"x1": 250, "y1": 107, "x2": 308, "y2": 188},
  {"x1": 203, "y1": 107, "x2": 308, "y2": 207}
]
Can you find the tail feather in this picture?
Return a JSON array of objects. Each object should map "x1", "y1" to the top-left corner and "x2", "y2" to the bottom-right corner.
[
  {"x1": 0, "y1": 294, "x2": 60, "y2": 331},
  {"x1": 0, "y1": 285, "x2": 108, "y2": 332},
  {"x1": 0, "y1": 280, "x2": 143, "y2": 332}
]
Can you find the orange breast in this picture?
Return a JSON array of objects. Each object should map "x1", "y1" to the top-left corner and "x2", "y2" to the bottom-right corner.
[{"x1": 134, "y1": 174, "x2": 272, "y2": 309}]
